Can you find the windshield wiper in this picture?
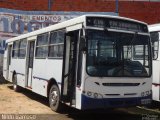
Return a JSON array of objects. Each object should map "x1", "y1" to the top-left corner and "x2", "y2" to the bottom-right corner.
[{"x1": 128, "y1": 32, "x2": 138, "y2": 50}]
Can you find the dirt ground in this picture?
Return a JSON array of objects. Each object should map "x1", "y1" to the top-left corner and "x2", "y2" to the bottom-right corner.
[
  {"x1": 0, "y1": 77, "x2": 159, "y2": 120},
  {"x1": 0, "y1": 82, "x2": 56, "y2": 114}
]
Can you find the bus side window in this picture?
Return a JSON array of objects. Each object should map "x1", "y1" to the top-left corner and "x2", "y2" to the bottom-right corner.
[
  {"x1": 5, "y1": 42, "x2": 8, "y2": 50},
  {"x1": 35, "y1": 33, "x2": 49, "y2": 58},
  {"x1": 12, "y1": 41, "x2": 19, "y2": 58},
  {"x1": 19, "y1": 39, "x2": 27, "y2": 58},
  {"x1": 48, "y1": 30, "x2": 65, "y2": 58},
  {"x1": 150, "y1": 32, "x2": 159, "y2": 60}
]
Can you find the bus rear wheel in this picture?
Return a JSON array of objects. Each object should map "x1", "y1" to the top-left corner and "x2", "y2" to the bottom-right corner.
[
  {"x1": 12, "y1": 74, "x2": 21, "y2": 92},
  {"x1": 49, "y1": 85, "x2": 63, "y2": 112}
]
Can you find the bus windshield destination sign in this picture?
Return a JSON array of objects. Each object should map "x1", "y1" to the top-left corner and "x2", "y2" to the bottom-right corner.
[{"x1": 86, "y1": 17, "x2": 148, "y2": 33}]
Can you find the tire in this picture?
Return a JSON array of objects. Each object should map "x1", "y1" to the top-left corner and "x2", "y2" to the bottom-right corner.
[
  {"x1": 49, "y1": 85, "x2": 63, "y2": 112},
  {"x1": 12, "y1": 74, "x2": 21, "y2": 92}
]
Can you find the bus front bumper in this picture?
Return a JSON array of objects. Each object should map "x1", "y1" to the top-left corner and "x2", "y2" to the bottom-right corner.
[{"x1": 81, "y1": 94, "x2": 152, "y2": 110}]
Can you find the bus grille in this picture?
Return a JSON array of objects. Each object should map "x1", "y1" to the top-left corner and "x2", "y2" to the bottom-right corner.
[{"x1": 102, "y1": 83, "x2": 140, "y2": 86}]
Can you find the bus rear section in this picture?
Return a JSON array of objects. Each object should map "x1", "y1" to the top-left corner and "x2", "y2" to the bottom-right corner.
[
  {"x1": 149, "y1": 24, "x2": 160, "y2": 102},
  {"x1": 3, "y1": 15, "x2": 152, "y2": 112}
]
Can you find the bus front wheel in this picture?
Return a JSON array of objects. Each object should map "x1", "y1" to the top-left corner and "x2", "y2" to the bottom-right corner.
[{"x1": 49, "y1": 85, "x2": 62, "y2": 112}]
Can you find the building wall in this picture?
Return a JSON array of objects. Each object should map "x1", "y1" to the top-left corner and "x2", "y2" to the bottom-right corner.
[
  {"x1": 0, "y1": 0, "x2": 159, "y2": 72},
  {"x1": 0, "y1": 0, "x2": 160, "y2": 24},
  {"x1": 0, "y1": 0, "x2": 49, "y2": 11},
  {"x1": 119, "y1": 1, "x2": 160, "y2": 24}
]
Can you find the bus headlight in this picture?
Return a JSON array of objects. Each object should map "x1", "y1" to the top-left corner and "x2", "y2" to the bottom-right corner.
[
  {"x1": 84, "y1": 91, "x2": 103, "y2": 99},
  {"x1": 87, "y1": 91, "x2": 92, "y2": 97},
  {"x1": 93, "y1": 93, "x2": 99, "y2": 98}
]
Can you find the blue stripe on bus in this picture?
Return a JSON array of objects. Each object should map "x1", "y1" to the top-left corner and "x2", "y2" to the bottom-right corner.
[
  {"x1": 7, "y1": 71, "x2": 62, "y2": 85},
  {"x1": 81, "y1": 94, "x2": 152, "y2": 110},
  {"x1": 10, "y1": 74, "x2": 62, "y2": 84},
  {"x1": 57, "y1": 82, "x2": 61, "y2": 85},
  {"x1": 9, "y1": 71, "x2": 24, "y2": 76},
  {"x1": 16, "y1": 72, "x2": 25, "y2": 76},
  {"x1": 33, "y1": 76, "x2": 48, "y2": 81},
  {"x1": 32, "y1": 76, "x2": 61, "y2": 84}
]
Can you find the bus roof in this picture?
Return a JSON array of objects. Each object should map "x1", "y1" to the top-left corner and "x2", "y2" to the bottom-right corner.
[
  {"x1": 149, "y1": 23, "x2": 160, "y2": 32},
  {"x1": 6, "y1": 14, "x2": 148, "y2": 43}
]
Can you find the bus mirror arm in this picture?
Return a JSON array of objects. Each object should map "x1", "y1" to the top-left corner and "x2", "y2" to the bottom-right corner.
[
  {"x1": 64, "y1": 73, "x2": 70, "y2": 78},
  {"x1": 64, "y1": 66, "x2": 74, "y2": 78}
]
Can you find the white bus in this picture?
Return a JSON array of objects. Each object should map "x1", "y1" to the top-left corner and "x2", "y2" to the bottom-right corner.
[
  {"x1": 3, "y1": 15, "x2": 152, "y2": 111},
  {"x1": 149, "y1": 24, "x2": 160, "y2": 102}
]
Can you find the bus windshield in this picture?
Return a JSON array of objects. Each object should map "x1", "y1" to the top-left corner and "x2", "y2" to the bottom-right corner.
[{"x1": 86, "y1": 29, "x2": 151, "y2": 77}]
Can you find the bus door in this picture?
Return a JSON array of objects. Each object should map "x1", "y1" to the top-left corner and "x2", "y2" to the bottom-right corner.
[
  {"x1": 62, "y1": 30, "x2": 81, "y2": 105},
  {"x1": 6, "y1": 44, "x2": 12, "y2": 80},
  {"x1": 26, "y1": 40, "x2": 35, "y2": 88}
]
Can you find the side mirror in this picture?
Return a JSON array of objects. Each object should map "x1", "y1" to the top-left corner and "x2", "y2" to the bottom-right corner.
[
  {"x1": 151, "y1": 32, "x2": 159, "y2": 42},
  {"x1": 80, "y1": 36, "x2": 87, "y2": 52}
]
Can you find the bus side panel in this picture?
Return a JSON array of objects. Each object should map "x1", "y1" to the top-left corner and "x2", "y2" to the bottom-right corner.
[
  {"x1": 31, "y1": 59, "x2": 63, "y2": 97},
  {"x1": 11, "y1": 59, "x2": 26, "y2": 87},
  {"x1": 31, "y1": 77, "x2": 48, "y2": 96},
  {"x1": 152, "y1": 60, "x2": 160, "y2": 101},
  {"x1": 8, "y1": 57, "x2": 13, "y2": 83},
  {"x1": 152, "y1": 85, "x2": 160, "y2": 102},
  {"x1": 3, "y1": 50, "x2": 8, "y2": 80}
]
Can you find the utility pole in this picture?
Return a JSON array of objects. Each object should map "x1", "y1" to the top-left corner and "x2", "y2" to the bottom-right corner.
[
  {"x1": 48, "y1": 0, "x2": 53, "y2": 11},
  {"x1": 115, "y1": 0, "x2": 119, "y2": 14}
]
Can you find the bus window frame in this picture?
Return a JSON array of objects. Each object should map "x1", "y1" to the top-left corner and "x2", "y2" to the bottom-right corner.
[
  {"x1": 133, "y1": 44, "x2": 149, "y2": 60},
  {"x1": 12, "y1": 40, "x2": 19, "y2": 59},
  {"x1": 150, "y1": 31, "x2": 159, "y2": 60},
  {"x1": 18, "y1": 38, "x2": 27, "y2": 59},
  {"x1": 35, "y1": 32, "x2": 49, "y2": 59},
  {"x1": 85, "y1": 28, "x2": 152, "y2": 77},
  {"x1": 48, "y1": 29, "x2": 65, "y2": 59}
]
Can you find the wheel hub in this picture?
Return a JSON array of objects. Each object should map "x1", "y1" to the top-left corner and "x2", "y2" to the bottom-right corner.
[
  {"x1": 51, "y1": 90, "x2": 58, "y2": 105},
  {"x1": 13, "y1": 84, "x2": 17, "y2": 89}
]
